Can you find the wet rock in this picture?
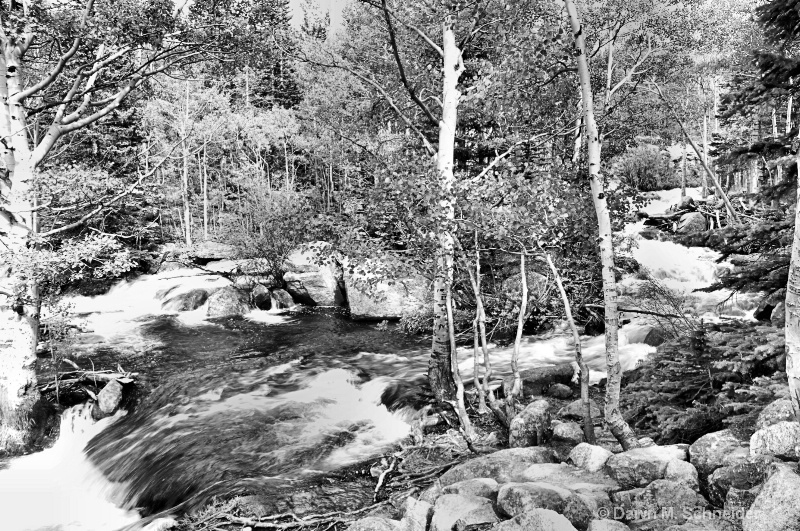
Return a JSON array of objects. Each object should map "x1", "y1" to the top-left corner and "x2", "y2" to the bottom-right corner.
[
  {"x1": 569, "y1": 443, "x2": 614, "y2": 473},
  {"x1": 346, "y1": 516, "x2": 400, "y2": 531},
  {"x1": 492, "y1": 509, "x2": 578, "y2": 531},
  {"x1": 706, "y1": 456, "x2": 774, "y2": 507},
  {"x1": 270, "y1": 288, "x2": 295, "y2": 309},
  {"x1": 430, "y1": 494, "x2": 499, "y2": 531},
  {"x1": 771, "y1": 302, "x2": 786, "y2": 326},
  {"x1": 509, "y1": 399, "x2": 552, "y2": 447},
  {"x1": 503, "y1": 364, "x2": 575, "y2": 397},
  {"x1": 676, "y1": 212, "x2": 706, "y2": 234},
  {"x1": 284, "y1": 270, "x2": 344, "y2": 307},
  {"x1": 755, "y1": 399, "x2": 795, "y2": 431},
  {"x1": 689, "y1": 430, "x2": 748, "y2": 481},
  {"x1": 750, "y1": 421, "x2": 800, "y2": 460},
  {"x1": 496, "y1": 482, "x2": 572, "y2": 516},
  {"x1": 754, "y1": 289, "x2": 786, "y2": 322},
  {"x1": 441, "y1": 478, "x2": 499, "y2": 500},
  {"x1": 605, "y1": 445, "x2": 689, "y2": 489},
  {"x1": 92, "y1": 379, "x2": 124, "y2": 419},
  {"x1": 549, "y1": 383, "x2": 574, "y2": 398},
  {"x1": 206, "y1": 286, "x2": 252, "y2": 317},
  {"x1": 559, "y1": 399, "x2": 602, "y2": 422},
  {"x1": 142, "y1": 518, "x2": 178, "y2": 531},
  {"x1": 742, "y1": 463, "x2": 800, "y2": 531},
  {"x1": 625, "y1": 325, "x2": 666, "y2": 347},
  {"x1": 399, "y1": 497, "x2": 432, "y2": 531},
  {"x1": 588, "y1": 520, "x2": 631, "y2": 531},
  {"x1": 251, "y1": 285, "x2": 271, "y2": 310},
  {"x1": 553, "y1": 421, "x2": 585, "y2": 445},
  {"x1": 664, "y1": 460, "x2": 699, "y2": 491},
  {"x1": 439, "y1": 447, "x2": 557, "y2": 486},
  {"x1": 725, "y1": 484, "x2": 761, "y2": 514},
  {"x1": 161, "y1": 289, "x2": 208, "y2": 312}
]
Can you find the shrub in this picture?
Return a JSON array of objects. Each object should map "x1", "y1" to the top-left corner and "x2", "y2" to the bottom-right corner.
[{"x1": 614, "y1": 143, "x2": 700, "y2": 191}]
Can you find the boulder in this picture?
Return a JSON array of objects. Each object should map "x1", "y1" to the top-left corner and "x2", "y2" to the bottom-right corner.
[
  {"x1": 492, "y1": 509, "x2": 578, "y2": 531},
  {"x1": 441, "y1": 478, "x2": 499, "y2": 500},
  {"x1": 559, "y1": 399, "x2": 602, "y2": 422},
  {"x1": 676, "y1": 212, "x2": 706, "y2": 234},
  {"x1": 725, "y1": 484, "x2": 761, "y2": 514},
  {"x1": 569, "y1": 443, "x2": 614, "y2": 473},
  {"x1": 624, "y1": 325, "x2": 666, "y2": 347},
  {"x1": 206, "y1": 286, "x2": 252, "y2": 317},
  {"x1": 503, "y1": 364, "x2": 575, "y2": 397},
  {"x1": 742, "y1": 464, "x2": 800, "y2": 531},
  {"x1": 509, "y1": 399, "x2": 552, "y2": 447},
  {"x1": 270, "y1": 288, "x2": 295, "y2": 309},
  {"x1": 399, "y1": 497, "x2": 432, "y2": 531},
  {"x1": 251, "y1": 284, "x2": 271, "y2": 310},
  {"x1": 588, "y1": 520, "x2": 631, "y2": 531},
  {"x1": 771, "y1": 302, "x2": 786, "y2": 326},
  {"x1": 346, "y1": 517, "x2": 400, "y2": 531},
  {"x1": 755, "y1": 399, "x2": 795, "y2": 431},
  {"x1": 553, "y1": 421, "x2": 585, "y2": 445},
  {"x1": 501, "y1": 270, "x2": 550, "y2": 309},
  {"x1": 517, "y1": 463, "x2": 620, "y2": 495},
  {"x1": 284, "y1": 270, "x2": 345, "y2": 307},
  {"x1": 610, "y1": 488, "x2": 645, "y2": 514},
  {"x1": 750, "y1": 421, "x2": 800, "y2": 460},
  {"x1": 549, "y1": 383, "x2": 574, "y2": 399},
  {"x1": 92, "y1": 379, "x2": 124, "y2": 419},
  {"x1": 632, "y1": 480, "x2": 704, "y2": 522},
  {"x1": 161, "y1": 289, "x2": 208, "y2": 312},
  {"x1": 605, "y1": 445, "x2": 689, "y2": 489},
  {"x1": 345, "y1": 259, "x2": 427, "y2": 320},
  {"x1": 564, "y1": 492, "x2": 613, "y2": 531},
  {"x1": 496, "y1": 482, "x2": 571, "y2": 516},
  {"x1": 430, "y1": 494, "x2": 499, "y2": 531},
  {"x1": 706, "y1": 456, "x2": 774, "y2": 507},
  {"x1": 754, "y1": 289, "x2": 786, "y2": 322},
  {"x1": 438, "y1": 447, "x2": 557, "y2": 486},
  {"x1": 689, "y1": 430, "x2": 749, "y2": 481},
  {"x1": 664, "y1": 460, "x2": 699, "y2": 491}
]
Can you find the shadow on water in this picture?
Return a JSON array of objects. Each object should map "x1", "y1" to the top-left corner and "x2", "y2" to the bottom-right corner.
[{"x1": 84, "y1": 309, "x2": 433, "y2": 516}]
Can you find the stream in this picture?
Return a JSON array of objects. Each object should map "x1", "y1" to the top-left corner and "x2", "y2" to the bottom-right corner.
[{"x1": 0, "y1": 188, "x2": 761, "y2": 531}]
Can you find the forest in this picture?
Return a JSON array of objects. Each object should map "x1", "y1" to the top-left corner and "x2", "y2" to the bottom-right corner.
[{"x1": 0, "y1": 0, "x2": 800, "y2": 530}]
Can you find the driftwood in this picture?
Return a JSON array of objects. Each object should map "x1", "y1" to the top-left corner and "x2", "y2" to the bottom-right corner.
[{"x1": 37, "y1": 370, "x2": 138, "y2": 393}]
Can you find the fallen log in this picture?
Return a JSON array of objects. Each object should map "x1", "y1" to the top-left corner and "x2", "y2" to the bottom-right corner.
[{"x1": 37, "y1": 370, "x2": 138, "y2": 392}]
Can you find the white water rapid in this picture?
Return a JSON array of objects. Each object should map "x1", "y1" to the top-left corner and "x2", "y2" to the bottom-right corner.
[{"x1": 0, "y1": 187, "x2": 758, "y2": 530}]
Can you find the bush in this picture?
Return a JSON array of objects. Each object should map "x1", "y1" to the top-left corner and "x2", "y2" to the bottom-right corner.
[{"x1": 614, "y1": 143, "x2": 700, "y2": 191}]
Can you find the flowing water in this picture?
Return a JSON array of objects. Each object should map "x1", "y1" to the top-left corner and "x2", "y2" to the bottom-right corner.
[{"x1": 0, "y1": 188, "x2": 760, "y2": 531}]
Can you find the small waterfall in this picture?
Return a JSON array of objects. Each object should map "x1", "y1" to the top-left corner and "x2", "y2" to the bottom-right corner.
[{"x1": 0, "y1": 405, "x2": 140, "y2": 531}]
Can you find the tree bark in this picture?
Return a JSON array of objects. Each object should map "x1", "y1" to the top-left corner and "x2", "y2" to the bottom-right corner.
[
  {"x1": 545, "y1": 252, "x2": 594, "y2": 443},
  {"x1": 565, "y1": 0, "x2": 639, "y2": 450},
  {"x1": 182, "y1": 80, "x2": 192, "y2": 246},
  {"x1": 702, "y1": 113, "x2": 709, "y2": 197},
  {"x1": 786, "y1": 131, "x2": 800, "y2": 421},
  {"x1": 429, "y1": 17, "x2": 463, "y2": 404}
]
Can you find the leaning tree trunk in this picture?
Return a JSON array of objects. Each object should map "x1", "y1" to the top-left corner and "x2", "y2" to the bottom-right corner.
[
  {"x1": 786, "y1": 138, "x2": 800, "y2": 421},
  {"x1": 429, "y1": 17, "x2": 463, "y2": 404},
  {"x1": 565, "y1": 0, "x2": 639, "y2": 450}
]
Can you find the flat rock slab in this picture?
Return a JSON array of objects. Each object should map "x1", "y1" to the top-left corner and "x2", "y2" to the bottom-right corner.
[
  {"x1": 492, "y1": 508, "x2": 578, "y2": 531},
  {"x1": 442, "y1": 478, "x2": 499, "y2": 500},
  {"x1": 518, "y1": 463, "x2": 619, "y2": 495},
  {"x1": 439, "y1": 447, "x2": 557, "y2": 486}
]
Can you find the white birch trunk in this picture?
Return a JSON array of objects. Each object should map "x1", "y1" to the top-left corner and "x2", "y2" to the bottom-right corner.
[{"x1": 785, "y1": 130, "x2": 800, "y2": 420}]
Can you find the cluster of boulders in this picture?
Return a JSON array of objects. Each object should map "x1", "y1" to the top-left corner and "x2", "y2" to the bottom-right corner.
[
  {"x1": 345, "y1": 389, "x2": 800, "y2": 531},
  {"x1": 639, "y1": 196, "x2": 712, "y2": 239},
  {"x1": 155, "y1": 242, "x2": 427, "y2": 320}
]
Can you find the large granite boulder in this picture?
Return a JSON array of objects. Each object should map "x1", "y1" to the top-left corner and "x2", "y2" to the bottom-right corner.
[
  {"x1": 754, "y1": 289, "x2": 786, "y2": 322},
  {"x1": 517, "y1": 463, "x2": 620, "y2": 495},
  {"x1": 569, "y1": 443, "x2": 614, "y2": 473},
  {"x1": 689, "y1": 430, "x2": 749, "y2": 481},
  {"x1": 251, "y1": 284, "x2": 271, "y2": 310},
  {"x1": 664, "y1": 460, "x2": 699, "y2": 491},
  {"x1": 553, "y1": 421, "x2": 585, "y2": 445},
  {"x1": 492, "y1": 509, "x2": 578, "y2": 531},
  {"x1": 430, "y1": 494, "x2": 499, "y2": 531},
  {"x1": 206, "y1": 286, "x2": 252, "y2": 317},
  {"x1": 92, "y1": 379, "x2": 125, "y2": 420},
  {"x1": 496, "y1": 482, "x2": 572, "y2": 516},
  {"x1": 631, "y1": 479, "x2": 705, "y2": 523},
  {"x1": 270, "y1": 288, "x2": 294, "y2": 309},
  {"x1": 676, "y1": 212, "x2": 707, "y2": 234},
  {"x1": 706, "y1": 456, "x2": 775, "y2": 507},
  {"x1": 509, "y1": 399, "x2": 552, "y2": 447},
  {"x1": 438, "y1": 447, "x2": 557, "y2": 486},
  {"x1": 399, "y1": 497, "x2": 432, "y2": 531},
  {"x1": 161, "y1": 289, "x2": 208, "y2": 312},
  {"x1": 624, "y1": 325, "x2": 666, "y2": 347},
  {"x1": 750, "y1": 421, "x2": 800, "y2": 460},
  {"x1": 346, "y1": 517, "x2": 399, "y2": 531},
  {"x1": 742, "y1": 464, "x2": 800, "y2": 531},
  {"x1": 504, "y1": 364, "x2": 576, "y2": 397},
  {"x1": 755, "y1": 399, "x2": 795, "y2": 431},
  {"x1": 283, "y1": 244, "x2": 346, "y2": 307},
  {"x1": 559, "y1": 399, "x2": 602, "y2": 422},
  {"x1": 605, "y1": 445, "x2": 689, "y2": 490},
  {"x1": 441, "y1": 478, "x2": 499, "y2": 500}
]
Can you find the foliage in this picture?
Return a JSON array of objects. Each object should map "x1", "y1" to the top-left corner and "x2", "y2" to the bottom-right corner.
[
  {"x1": 613, "y1": 143, "x2": 690, "y2": 191},
  {"x1": 623, "y1": 322, "x2": 786, "y2": 443}
]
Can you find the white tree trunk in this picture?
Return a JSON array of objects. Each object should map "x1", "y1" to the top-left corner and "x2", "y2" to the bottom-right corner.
[
  {"x1": 786, "y1": 135, "x2": 800, "y2": 421},
  {"x1": 565, "y1": 0, "x2": 639, "y2": 450},
  {"x1": 429, "y1": 18, "x2": 463, "y2": 405},
  {"x1": 702, "y1": 114, "x2": 709, "y2": 197}
]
